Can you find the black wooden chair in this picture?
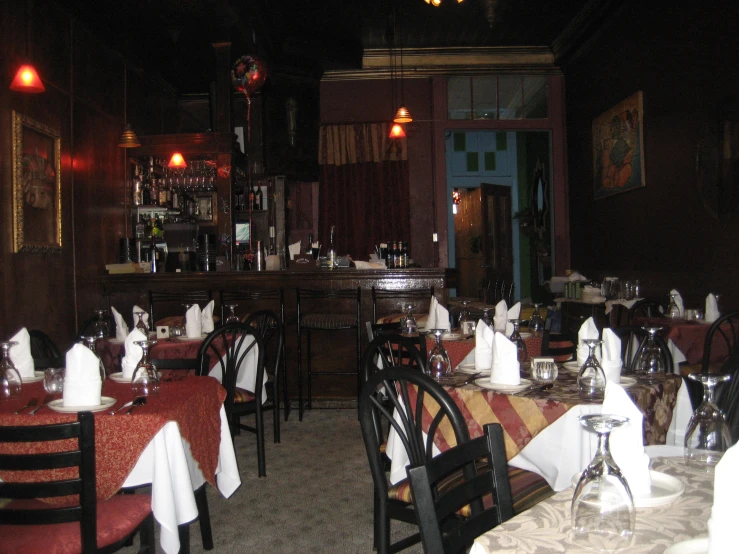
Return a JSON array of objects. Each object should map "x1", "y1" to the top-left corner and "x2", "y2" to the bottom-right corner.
[
  {"x1": 76, "y1": 313, "x2": 115, "y2": 342},
  {"x1": 361, "y1": 332, "x2": 426, "y2": 380},
  {"x1": 244, "y1": 310, "x2": 284, "y2": 443},
  {"x1": 148, "y1": 289, "x2": 212, "y2": 328},
  {"x1": 407, "y1": 423, "x2": 514, "y2": 554},
  {"x1": 0, "y1": 412, "x2": 155, "y2": 554},
  {"x1": 198, "y1": 323, "x2": 268, "y2": 477},
  {"x1": 627, "y1": 298, "x2": 664, "y2": 324},
  {"x1": 29, "y1": 329, "x2": 65, "y2": 369},
  {"x1": 610, "y1": 326, "x2": 674, "y2": 374},
  {"x1": 371, "y1": 286, "x2": 434, "y2": 323},
  {"x1": 701, "y1": 311, "x2": 739, "y2": 374},
  {"x1": 296, "y1": 287, "x2": 361, "y2": 421},
  {"x1": 540, "y1": 317, "x2": 576, "y2": 361}
]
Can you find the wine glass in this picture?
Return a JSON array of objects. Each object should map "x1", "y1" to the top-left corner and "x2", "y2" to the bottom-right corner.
[
  {"x1": 578, "y1": 339, "x2": 606, "y2": 397},
  {"x1": 134, "y1": 310, "x2": 149, "y2": 334},
  {"x1": 225, "y1": 304, "x2": 240, "y2": 324},
  {"x1": 427, "y1": 329, "x2": 451, "y2": 381},
  {"x1": 43, "y1": 367, "x2": 64, "y2": 394},
  {"x1": 667, "y1": 293, "x2": 681, "y2": 319},
  {"x1": 633, "y1": 327, "x2": 665, "y2": 377},
  {"x1": 402, "y1": 303, "x2": 417, "y2": 334},
  {"x1": 81, "y1": 336, "x2": 108, "y2": 382},
  {"x1": 571, "y1": 414, "x2": 635, "y2": 551},
  {"x1": 0, "y1": 341, "x2": 22, "y2": 400},
  {"x1": 458, "y1": 300, "x2": 475, "y2": 335},
  {"x1": 531, "y1": 360, "x2": 558, "y2": 384},
  {"x1": 481, "y1": 307, "x2": 494, "y2": 328},
  {"x1": 93, "y1": 309, "x2": 110, "y2": 338},
  {"x1": 131, "y1": 340, "x2": 160, "y2": 397},
  {"x1": 508, "y1": 319, "x2": 528, "y2": 363},
  {"x1": 182, "y1": 303, "x2": 193, "y2": 330},
  {"x1": 529, "y1": 303, "x2": 545, "y2": 333},
  {"x1": 684, "y1": 373, "x2": 733, "y2": 469}
]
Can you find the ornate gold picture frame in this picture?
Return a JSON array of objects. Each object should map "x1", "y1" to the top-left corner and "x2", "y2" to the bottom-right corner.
[{"x1": 12, "y1": 111, "x2": 62, "y2": 253}]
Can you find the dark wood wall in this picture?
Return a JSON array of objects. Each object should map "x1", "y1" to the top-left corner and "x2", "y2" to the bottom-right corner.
[
  {"x1": 0, "y1": 0, "x2": 177, "y2": 350},
  {"x1": 564, "y1": 1, "x2": 739, "y2": 311}
]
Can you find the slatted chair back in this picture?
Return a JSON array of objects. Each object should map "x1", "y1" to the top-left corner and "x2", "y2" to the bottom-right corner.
[
  {"x1": 701, "y1": 311, "x2": 739, "y2": 373},
  {"x1": 359, "y1": 367, "x2": 470, "y2": 554},
  {"x1": 29, "y1": 329, "x2": 65, "y2": 369},
  {"x1": 361, "y1": 332, "x2": 426, "y2": 383},
  {"x1": 407, "y1": 423, "x2": 514, "y2": 554},
  {"x1": 371, "y1": 286, "x2": 434, "y2": 323},
  {"x1": 540, "y1": 316, "x2": 576, "y2": 361},
  {"x1": 148, "y1": 289, "x2": 212, "y2": 328},
  {"x1": 76, "y1": 313, "x2": 115, "y2": 342},
  {"x1": 219, "y1": 287, "x2": 285, "y2": 327},
  {"x1": 627, "y1": 299, "x2": 664, "y2": 324}
]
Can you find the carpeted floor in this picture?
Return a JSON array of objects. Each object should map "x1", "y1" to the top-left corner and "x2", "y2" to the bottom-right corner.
[{"x1": 123, "y1": 408, "x2": 424, "y2": 554}]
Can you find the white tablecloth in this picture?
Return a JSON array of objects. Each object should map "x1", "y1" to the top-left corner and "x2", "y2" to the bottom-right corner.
[
  {"x1": 208, "y1": 335, "x2": 267, "y2": 403},
  {"x1": 122, "y1": 406, "x2": 240, "y2": 554}
]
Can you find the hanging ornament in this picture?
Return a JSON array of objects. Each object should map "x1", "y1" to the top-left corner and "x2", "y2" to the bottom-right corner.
[{"x1": 231, "y1": 55, "x2": 267, "y2": 97}]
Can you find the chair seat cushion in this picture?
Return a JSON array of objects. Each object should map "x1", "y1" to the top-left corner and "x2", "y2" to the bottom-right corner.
[
  {"x1": 1, "y1": 494, "x2": 151, "y2": 554},
  {"x1": 234, "y1": 387, "x2": 255, "y2": 404},
  {"x1": 301, "y1": 313, "x2": 357, "y2": 330},
  {"x1": 388, "y1": 464, "x2": 553, "y2": 516}
]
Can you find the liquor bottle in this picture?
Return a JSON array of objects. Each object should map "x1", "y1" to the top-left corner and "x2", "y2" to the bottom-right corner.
[
  {"x1": 305, "y1": 233, "x2": 314, "y2": 255},
  {"x1": 255, "y1": 184, "x2": 263, "y2": 211},
  {"x1": 402, "y1": 241, "x2": 409, "y2": 267},
  {"x1": 328, "y1": 225, "x2": 337, "y2": 268},
  {"x1": 132, "y1": 165, "x2": 143, "y2": 206},
  {"x1": 392, "y1": 241, "x2": 400, "y2": 268},
  {"x1": 150, "y1": 234, "x2": 158, "y2": 273},
  {"x1": 142, "y1": 178, "x2": 151, "y2": 206},
  {"x1": 248, "y1": 186, "x2": 256, "y2": 211},
  {"x1": 397, "y1": 241, "x2": 405, "y2": 268},
  {"x1": 158, "y1": 179, "x2": 168, "y2": 207}
]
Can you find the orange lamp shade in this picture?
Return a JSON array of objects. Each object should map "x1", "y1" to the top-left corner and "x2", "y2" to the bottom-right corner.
[
  {"x1": 168, "y1": 152, "x2": 187, "y2": 168},
  {"x1": 389, "y1": 123, "x2": 406, "y2": 138},
  {"x1": 10, "y1": 64, "x2": 45, "y2": 93}
]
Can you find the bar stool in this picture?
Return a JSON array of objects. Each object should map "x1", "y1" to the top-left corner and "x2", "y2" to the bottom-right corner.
[
  {"x1": 296, "y1": 287, "x2": 361, "y2": 421},
  {"x1": 371, "y1": 286, "x2": 434, "y2": 323}
]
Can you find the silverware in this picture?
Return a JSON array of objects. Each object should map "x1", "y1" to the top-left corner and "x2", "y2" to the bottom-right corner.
[
  {"x1": 461, "y1": 372, "x2": 483, "y2": 385},
  {"x1": 29, "y1": 394, "x2": 53, "y2": 415},
  {"x1": 125, "y1": 396, "x2": 147, "y2": 415},
  {"x1": 515, "y1": 383, "x2": 554, "y2": 396},
  {"x1": 14, "y1": 397, "x2": 38, "y2": 414},
  {"x1": 110, "y1": 399, "x2": 136, "y2": 415}
]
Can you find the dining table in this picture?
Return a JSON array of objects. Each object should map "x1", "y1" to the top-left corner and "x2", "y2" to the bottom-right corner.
[
  {"x1": 386, "y1": 360, "x2": 693, "y2": 492},
  {"x1": 0, "y1": 374, "x2": 241, "y2": 554},
  {"x1": 470, "y1": 446, "x2": 713, "y2": 553},
  {"x1": 633, "y1": 316, "x2": 726, "y2": 367}
]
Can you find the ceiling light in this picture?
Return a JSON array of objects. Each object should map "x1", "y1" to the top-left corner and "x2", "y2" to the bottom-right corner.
[
  {"x1": 168, "y1": 153, "x2": 187, "y2": 168},
  {"x1": 118, "y1": 124, "x2": 141, "y2": 148},
  {"x1": 389, "y1": 123, "x2": 407, "y2": 138},
  {"x1": 393, "y1": 105, "x2": 412, "y2": 124},
  {"x1": 10, "y1": 64, "x2": 45, "y2": 93}
]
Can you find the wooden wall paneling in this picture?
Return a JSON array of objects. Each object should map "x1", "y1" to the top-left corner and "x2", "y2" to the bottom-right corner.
[
  {"x1": 72, "y1": 27, "x2": 123, "y2": 118},
  {"x1": 454, "y1": 188, "x2": 483, "y2": 298}
]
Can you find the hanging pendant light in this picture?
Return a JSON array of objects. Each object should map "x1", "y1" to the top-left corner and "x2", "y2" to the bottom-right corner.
[
  {"x1": 393, "y1": 105, "x2": 412, "y2": 124},
  {"x1": 10, "y1": 64, "x2": 45, "y2": 93},
  {"x1": 118, "y1": 124, "x2": 141, "y2": 148},
  {"x1": 392, "y1": 6, "x2": 412, "y2": 124},
  {"x1": 389, "y1": 123, "x2": 407, "y2": 138},
  {"x1": 168, "y1": 152, "x2": 187, "y2": 168}
]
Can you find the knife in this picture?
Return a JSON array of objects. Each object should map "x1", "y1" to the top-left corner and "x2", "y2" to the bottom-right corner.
[
  {"x1": 14, "y1": 397, "x2": 38, "y2": 414},
  {"x1": 29, "y1": 394, "x2": 53, "y2": 415},
  {"x1": 110, "y1": 399, "x2": 135, "y2": 415},
  {"x1": 515, "y1": 383, "x2": 554, "y2": 396}
]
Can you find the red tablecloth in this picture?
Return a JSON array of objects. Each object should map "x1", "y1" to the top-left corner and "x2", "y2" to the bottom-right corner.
[
  {"x1": 633, "y1": 317, "x2": 728, "y2": 365},
  {"x1": 97, "y1": 336, "x2": 205, "y2": 374},
  {"x1": 0, "y1": 375, "x2": 226, "y2": 501}
]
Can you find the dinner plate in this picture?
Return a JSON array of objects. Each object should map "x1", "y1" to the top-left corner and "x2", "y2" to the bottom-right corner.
[
  {"x1": 177, "y1": 334, "x2": 207, "y2": 341},
  {"x1": 22, "y1": 371, "x2": 45, "y2": 383},
  {"x1": 562, "y1": 361, "x2": 580, "y2": 371},
  {"x1": 518, "y1": 332, "x2": 533, "y2": 339},
  {"x1": 108, "y1": 372, "x2": 162, "y2": 383},
  {"x1": 474, "y1": 378, "x2": 532, "y2": 393},
  {"x1": 571, "y1": 470, "x2": 685, "y2": 508},
  {"x1": 663, "y1": 537, "x2": 708, "y2": 554},
  {"x1": 48, "y1": 396, "x2": 117, "y2": 413},
  {"x1": 441, "y1": 332, "x2": 464, "y2": 341},
  {"x1": 455, "y1": 363, "x2": 491, "y2": 376}
]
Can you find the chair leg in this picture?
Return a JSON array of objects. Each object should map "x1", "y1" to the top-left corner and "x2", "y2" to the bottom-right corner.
[
  {"x1": 256, "y1": 406, "x2": 266, "y2": 477},
  {"x1": 273, "y1": 377, "x2": 281, "y2": 444},
  {"x1": 297, "y1": 324, "x2": 304, "y2": 421},
  {"x1": 177, "y1": 523, "x2": 191, "y2": 554},
  {"x1": 307, "y1": 329, "x2": 313, "y2": 412},
  {"x1": 376, "y1": 491, "x2": 390, "y2": 554},
  {"x1": 281, "y1": 333, "x2": 290, "y2": 422},
  {"x1": 138, "y1": 513, "x2": 156, "y2": 554},
  {"x1": 195, "y1": 484, "x2": 214, "y2": 550}
]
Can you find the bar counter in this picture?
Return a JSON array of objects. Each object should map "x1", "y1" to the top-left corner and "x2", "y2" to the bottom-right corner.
[{"x1": 101, "y1": 267, "x2": 457, "y2": 402}]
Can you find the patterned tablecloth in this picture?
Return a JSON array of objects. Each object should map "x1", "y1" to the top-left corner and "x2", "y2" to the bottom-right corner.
[
  {"x1": 471, "y1": 454, "x2": 713, "y2": 554},
  {"x1": 0, "y1": 375, "x2": 226, "y2": 500},
  {"x1": 97, "y1": 336, "x2": 205, "y2": 374}
]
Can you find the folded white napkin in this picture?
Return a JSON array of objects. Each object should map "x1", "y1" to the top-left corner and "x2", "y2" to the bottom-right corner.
[
  {"x1": 601, "y1": 328, "x2": 622, "y2": 384},
  {"x1": 602, "y1": 383, "x2": 651, "y2": 497},
  {"x1": 63, "y1": 344, "x2": 102, "y2": 407},
  {"x1": 474, "y1": 320, "x2": 494, "y2": 371},
  {"x1": 354, "y1": 261, "x2": 386, "y2": 269},
  {"x1": 288, "y1": 241, "x2": 302, "y2": 261},
  {"x1": 705, "y1": 293, "x2": 720, "y2": 323},
  {"x1": 707, "y1": 442, "x2": 739, "y2": 553},
  {"x1": 132, "y1": 305, "x2": 149, "y2": 331},
  {"x1": 505, "y1": 302, "x2": 521, "y2": 336},
  {"x1": 186, "y1": 304, "x2": 202, "y2": 338},
  {"x1": 110, "y1": 306, "x2": 129, "y2": 341},
  {"x1": 669, "y1": 289, "x2": 684, "y2": 317},
  {"x1": 121, "y1": 329, "x2": 147, "y2": 378},
  {"x1": 201, "y1": 300, "x2": 215, "y2": 334},
  {"x1": 577, "y1": 317, "x2": 600, "y2": 366},
  {"x1": 427, "y1": 297, "x2": 450, "y2": 331},
  {"x1": 493, "y1": 300, "x2": 508, "y2": 333},
  {"x1": 8, "y1": 328, "x2": 35, "y2": 379},
  {"x1": 490, "y1": 332, "x2": 521, "y2": 385},
  {"x1": 568, "y1": 272, "x2": 588, "y2": 282}
]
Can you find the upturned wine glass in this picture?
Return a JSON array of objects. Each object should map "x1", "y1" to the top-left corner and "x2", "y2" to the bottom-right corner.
[
  {"x1": 481, "y1": 307, "x2": 494, "y2": 328},
  {"x1": 571, "y1": 414, "x2": 635, "y2": 551},
  {"x1": 93, "y1": 309, "x2": 110, "y2": 338},
  {"x1": 427, "y1": 329, "x2": 451, "y2": 382},
  {"x1": 134, "y1": 310, "x2": 149, "y2": 334},
  {"x1": 458, "y1": 300, "x2": 475, "y2": 335},
  {"x1": 667, "y1": 293, "x2": 681, "y2": 319},
  {"x1": 684, "y1": 373, "x2": 733, "y2": 469},
  {"x1": 82, "y1": 336, "x2": 108, "y2": 382},
  {"x1": 508, "y1": 319, "x2": 528, "y2": 362},
  {"x1": 181, "y1": 303, "x2": 193, "y2": 330},
  {"x1": 402, "y1": 303, "x2": 418, "y2": 334},
  {"x1": 131, "y1": 340, "x2": 160, "y2": 397},
  {"x1": 633, "y1": 327, "x2": 665, "y2": 377},
  {"x1": 578, "y1": 339, "x2": 606, "y2": 396},
  {"x1": 0, "y1": 341, "x2": 22, "y2": 400},
  {"x1": 529, "y1": 303, "x2": 545, "y2": 333},
  {"x1": 225, "y1": 304, "x2": 240, "y2": 324}
]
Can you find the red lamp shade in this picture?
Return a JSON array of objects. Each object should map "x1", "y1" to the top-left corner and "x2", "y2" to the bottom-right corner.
[
  {"x1": 168, "y1": 152, "x2": 187, "y2": 168},
  {"x1": 10, "y1": 64, "x2": 45, "y2": 93},
  {"x1": 389, "y1": 123, "x2": 406, "y2": 138}
]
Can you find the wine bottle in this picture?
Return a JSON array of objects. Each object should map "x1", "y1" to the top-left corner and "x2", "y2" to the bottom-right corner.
[
  {"x1": 255, "y1": 185, "x2": 263, "y2": 211},
  {"x1": 248, "y1": 186, "x2": 256, "y2": 211}
]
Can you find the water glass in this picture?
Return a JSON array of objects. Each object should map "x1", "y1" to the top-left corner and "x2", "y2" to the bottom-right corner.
[
  {"x1": 131, "y1": 340, "x2": 160, "y2": 397},
  {"x1": 508, "y1": 319, "x2": 528, "y2": 363},
  {"x1": 633, "y1": 327, "x2": 665, "y2": 377},
  {"x1": 684, "y1": 373, "x2": 733, "y2": 469},
  {"x1": 578, "y1": 339, "x2": 606, "y2": 396},
  {"x1": 426, "y1": 329, "x2": 451, "y2": 381},
  {"x1": 0, "y1": 341, "x2": 22, "y2": 400},
  {"x1": 43, "y1": 367, "x2": 65, "y2": 394},
  {"x1": 529, "y1": 303, "x2": 545, "y2": 333},
  {"x1": 531, "y1": 360, "x2": 558, "y2": 384},
  {"x1": 667, "y1": 294, "x2": 681, "y2": 319}
]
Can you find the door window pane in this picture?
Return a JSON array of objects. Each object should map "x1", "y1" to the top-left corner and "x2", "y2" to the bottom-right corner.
[
  {"x1": 498, "y1": 77, "x2": 523, "y2": 120},
  {"x1": 472, "y1": 77, "x2": 497, "y2": 120},
  {"x1": 524, "y1": 76, "x2": 548, "y2": 119},
  {"x1": 448, "y1": 77, "x2": 472, "y2": 120}
]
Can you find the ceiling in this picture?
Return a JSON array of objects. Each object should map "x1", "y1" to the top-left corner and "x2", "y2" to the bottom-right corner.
[{"x1": 68, "y1": 0, "x2": 594, "y2": 94}]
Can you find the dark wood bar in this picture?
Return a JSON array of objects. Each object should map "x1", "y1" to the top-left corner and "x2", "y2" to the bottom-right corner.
[{"x1": 102, "y1": 268, "x2": 457, "y2": 402}]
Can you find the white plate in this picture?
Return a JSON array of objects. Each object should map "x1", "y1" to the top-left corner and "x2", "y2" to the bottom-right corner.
[
  {"x1": 48, "y1": 396, "x2": 117, "y2": 413},
  {"x1": 562, "y1": 361, "x2": 580, "y2": 371},
  {"x1": 519, "y1": 332, "x2": 533, "y2": 339},
  {"x1": 177, "y1": 334, "x2": 207, "y2": 341},
  {"x1": 663, "y1": 537, "x2": 708, "y2": 554},
  {"x1": 571, "y1": 470, "x2": 685, "y2": 508},
  {"x1": 474, "y1": 378, "x2": 532, "y2": 393},
  {"x1": 455, "y1": 362, "x2": 491, "y2": 375},
  {"x1": 441, "y1": 332, "x2": 464, "y2": 341},
  {"x1": 22, "y1": 371, "x2": 45, "y2": 383},
  {"x1": 108, "y1": 372, "x2": 162, "y2": 383},
  {"x1": 107, "y1": 338, "x2": 125, "y2": 344}
]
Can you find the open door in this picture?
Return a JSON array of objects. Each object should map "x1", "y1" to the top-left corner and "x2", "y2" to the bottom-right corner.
[{"x1": 481, "y1": 183, "x2": 513, "y2": 290}]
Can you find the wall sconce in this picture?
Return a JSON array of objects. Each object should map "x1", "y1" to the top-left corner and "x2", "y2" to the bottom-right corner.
[
  {"x1": 388, "y1": 123, "x2": 406, "y2": 138},
  {"x1": 168, "y1": 152, "x2": 187, "y2": 168}
]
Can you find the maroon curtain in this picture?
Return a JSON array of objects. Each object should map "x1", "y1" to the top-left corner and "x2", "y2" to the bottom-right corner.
[{"x1": 319, "y1": 160, "x2": 410, "y2": 260}]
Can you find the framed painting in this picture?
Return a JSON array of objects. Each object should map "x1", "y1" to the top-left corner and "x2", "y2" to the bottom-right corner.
[
  {"x1": 12, "y1": 111, "x2": 62, "y2": 252},
  {"x1": 592, "y1": 91, "x2": 645, "y2": 199}
]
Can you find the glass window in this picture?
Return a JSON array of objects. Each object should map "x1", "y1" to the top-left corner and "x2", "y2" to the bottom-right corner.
[
  {"x1": 448, "y1": 77, "x2": 472, "y2": 120},
  {"x1": 498, "y1": 77, "x2": 523, "y2": 120},
  {"x1": 524, "y1": 76, "x2": 548, "y2": 119},
  {"x1": 472, "y1": 77, "x2": 497, "y2": 120}
]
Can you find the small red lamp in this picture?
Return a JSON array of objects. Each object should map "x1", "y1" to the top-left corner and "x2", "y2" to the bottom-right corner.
[
  {"x1": 168, "y1": 152, "x2": 187, "y2": 168},
  {"x1": 388, "y1": 123, "x2": 406, "y2": 139},
  {"x1": 10, "y1": 64, "x2": 45, "y2": 93}
]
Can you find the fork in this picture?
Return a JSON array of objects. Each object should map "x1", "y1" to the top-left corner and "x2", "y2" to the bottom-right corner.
[{"x1": 14, "y1": 397, "x2": 38, "y2": 414}]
